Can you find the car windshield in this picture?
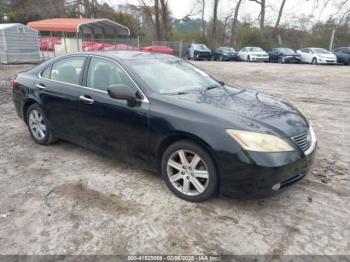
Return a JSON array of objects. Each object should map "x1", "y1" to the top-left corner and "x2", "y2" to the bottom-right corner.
[
  {"x1": 249, "y1": 47, "x2": 264, "y2": 52},
  {"x1": 221, "y1": 47, "x2": 236, "y2": 52},
  {"x1": 194, "y1": 44, "x2": 209, "y2": 51},
  {"x1": 314, "y1": 48, "x2": 331, "y2": 54},
  {"x1": 128, "y1": 58, "x2": 220, "y2": 94},
  {"x1": 279, "y1": 48, "x2": 295, "y2": 54}
]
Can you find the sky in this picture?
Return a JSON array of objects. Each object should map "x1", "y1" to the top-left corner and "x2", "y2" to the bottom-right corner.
[{"x1": 101, "y1": 0, "x2": 344, "y2": 27}]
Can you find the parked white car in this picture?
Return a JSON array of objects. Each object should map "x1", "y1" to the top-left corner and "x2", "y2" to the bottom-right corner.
[
  {"x1": 297, "y1": 48, "x2": 337, "y2": 64},
  {"x1": 238, "y1": 47, "x2": 269, "y2": 62}
]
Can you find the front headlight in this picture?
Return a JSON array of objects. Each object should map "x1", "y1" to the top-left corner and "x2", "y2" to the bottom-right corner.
[{"x1": 226, "y1": 129, "x2": 294, "y2": 152}]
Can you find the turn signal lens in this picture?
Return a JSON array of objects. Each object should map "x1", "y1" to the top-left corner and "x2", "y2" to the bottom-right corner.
[{"x1": 226, "y1": 129, "x2": 294, "y2": 152}]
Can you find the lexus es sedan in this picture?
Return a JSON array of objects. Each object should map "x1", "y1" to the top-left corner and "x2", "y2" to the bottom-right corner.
[
  {"x1": 268, "y1": 48, "x2": 301, "y2": 63},
  {"x1": 12, "y1": 51, "x2": 316, "y2": 202},
  {"x1": 213, "y1": 47, "x2": 240, "y2": 61},
  {"x1": 238, "y1": 47, "x2": 269, "y2": 62},
  {"x1": 297, "y1": 48, "x2": 337, "y2": 64}
]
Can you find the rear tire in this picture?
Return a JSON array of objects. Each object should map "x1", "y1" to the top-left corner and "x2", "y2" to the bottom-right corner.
[
  {"x1": 161, "y1": 140, "x2": 218, "y2": 202},
  {"x1": 26, "y1": 104, "x2": 57, "y2": 145}
]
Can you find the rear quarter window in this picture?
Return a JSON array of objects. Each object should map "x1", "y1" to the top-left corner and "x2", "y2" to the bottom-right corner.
[{"x1": 41, "y1": 66, "x2": 51, "y2": 79}]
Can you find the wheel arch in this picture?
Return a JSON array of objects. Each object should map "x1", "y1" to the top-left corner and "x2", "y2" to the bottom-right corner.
[
  {"x1": 157, "y1": 132, "x2": 220, "y2": 182},
  {"x1": 22, "y1": 98, "x2": 41, "y2": 124}
]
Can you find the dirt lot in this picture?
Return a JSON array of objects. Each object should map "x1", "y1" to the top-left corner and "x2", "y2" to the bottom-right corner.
[{"x1": 0, "y1": 61, "x2": 349, "y2": 255}]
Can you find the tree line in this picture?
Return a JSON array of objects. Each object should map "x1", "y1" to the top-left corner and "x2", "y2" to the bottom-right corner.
[{"x1": 0, "y1": 0, "x2": 349, "y2": 50}]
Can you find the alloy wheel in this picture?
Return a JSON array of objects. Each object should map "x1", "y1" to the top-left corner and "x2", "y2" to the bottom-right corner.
[
  {"x1": 166, "y1": 150, "x2": 209, "y2": 196},
  {"x1": 28, "y1": 109, "x2": 47, "y2": 140}
]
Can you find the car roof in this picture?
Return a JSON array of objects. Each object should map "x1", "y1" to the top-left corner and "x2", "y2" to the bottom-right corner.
[{"x1": 69, "y1": 51, "x2": 176, "y2": 61}]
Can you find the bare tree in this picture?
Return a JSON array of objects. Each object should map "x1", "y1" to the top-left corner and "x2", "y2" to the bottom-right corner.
[
  {"x1": 154, "y1": 0, "x2": 161, "y2": 40},
  {"x1": 160, "y1": 0, "x2": 171, "y2": 40},
  {"x1": 329, "y1": 0, "x2": 350, "y2": 49},
  {"x1": 230, "y1": 0, "x2": 243, "y2": 47},
  {"x1": 200, "y1": 0, "x2": 206, "y2": 39},
  {"x1": 138, "y1": 0, "x2": 172, "y2": 41},
  {"x1": 249, "y1": 0, "x2": 265, "y2": 32},
  {"x1": 222, "y1": 14, "x2": 233, "y2": 43},
  {"x1": 274, "y1": 0, "x2": 287, "y2": 30},
  {"x1": 212, "y1": 0, "x2": 220, "y2": 39}
]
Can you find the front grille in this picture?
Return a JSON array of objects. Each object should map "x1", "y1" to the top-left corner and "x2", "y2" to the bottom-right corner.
[{"x1": 292, "y1": 130, "x2": 312, "y2": 152}]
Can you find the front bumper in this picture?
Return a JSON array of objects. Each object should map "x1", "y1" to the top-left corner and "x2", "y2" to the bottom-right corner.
[
  {"x1": 194, "y1": 52, "x2": 212, "y2": 60},
  {"x1": 283, "y1": 56, "x2": 301, "y2": 63},
  {"x1": 223, "y1": 55, "x2": 240, "y2": 61},
  {"x1": 317, "y1": 59, "x2": 337, "y2": 64},
  {"x1": 251, "y1": 56, "x2": 269, "y2": 62},
  {"x1": 217, "y1": 147, "x2": 316, "y2": 198}
]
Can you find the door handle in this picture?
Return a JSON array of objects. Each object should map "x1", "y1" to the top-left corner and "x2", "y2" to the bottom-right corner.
[
  {"x1": 36, "y1": 83, "x2": 46, "y2": 90},
  {"x1": 79, "y1": 95, "x2": 94, "y2": 104}
]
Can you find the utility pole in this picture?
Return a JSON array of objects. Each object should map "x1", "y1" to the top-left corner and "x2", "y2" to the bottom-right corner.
[{"x1": 329, "y1": 29, "x2": 335, "y2": 51}]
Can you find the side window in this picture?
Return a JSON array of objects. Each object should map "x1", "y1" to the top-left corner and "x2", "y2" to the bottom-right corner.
[
  {"x1": 41, "y1": 66, "x2": 51, "y2": 79},
  {"x1": 87, "y1": 57, "x2": 138, "y2": 93},
  {"x1": 50, "y1": 57, "x2": 85, "y2": 85}
]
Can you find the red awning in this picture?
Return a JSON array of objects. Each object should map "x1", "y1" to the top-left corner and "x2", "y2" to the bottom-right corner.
[{"x1": 27, "y1": 18, "x2": 130, "y2": 36}]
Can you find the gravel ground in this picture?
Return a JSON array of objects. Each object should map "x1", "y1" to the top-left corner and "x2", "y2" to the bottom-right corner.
[{"x1": 0, "y1": 61, "x2": 349, "y2": 255}]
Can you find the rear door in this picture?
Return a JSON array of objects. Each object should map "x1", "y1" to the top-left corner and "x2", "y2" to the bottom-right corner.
[
  {"x1": 36, "y1": 56, "x2": 86, "y2": 139},
  {"x1": 77, "y1": 56, "x2": 152, "y2": 164}
]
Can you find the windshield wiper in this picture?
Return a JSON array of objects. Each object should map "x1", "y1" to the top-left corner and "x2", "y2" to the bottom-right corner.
[{"x1": 206, "y1": 85, "x2": 221, "y2": 90}]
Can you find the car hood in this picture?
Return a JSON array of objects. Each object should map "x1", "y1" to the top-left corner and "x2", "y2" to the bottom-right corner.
[
  {"x1": 317, "y1": 53, "x2": 336, "y2": 58},
  {"x1": 159, "y1": 86, "x2": 309, "y2": 137},
  {"x1": 282, "y1": 53, "x2": 299, "y2": 56}
]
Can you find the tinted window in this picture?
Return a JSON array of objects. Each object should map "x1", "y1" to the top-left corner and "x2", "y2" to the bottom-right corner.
[
  {"x1": 50, "y1": 57, "x2": 85, "y2": 85},
  {"x1": 87, "y1": 57, "x2": 138, "y2": 92},
  {"x1": 249, "y1": 47, "x2": 264, "y2": 52}
]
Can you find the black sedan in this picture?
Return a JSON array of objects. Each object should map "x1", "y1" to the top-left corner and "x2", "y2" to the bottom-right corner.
[
  {"x1": 213, "y1": 47, "x2": 240, "y2": 61},
  {"x1": 268, "y1": 48, "x2": 301, "y2": 63},
  {"x1": 334, "y1": 47, "x2": 350, "y2": 65},
  {"x1": 12, "y1": 52, "x2": 317, "y2": 202}
]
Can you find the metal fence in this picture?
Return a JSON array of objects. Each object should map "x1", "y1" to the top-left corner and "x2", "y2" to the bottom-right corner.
[
  {"x1": 151, "y1": 40, "x2": 192, "y2": 58},
  {"x1": 0, "y1": 34, "x2": 196, "y2": 64}
]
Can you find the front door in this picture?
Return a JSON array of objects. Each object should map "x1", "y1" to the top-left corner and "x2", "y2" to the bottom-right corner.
[{"x1": 77, "y1": 56, "x2": 152, "y2": 164}]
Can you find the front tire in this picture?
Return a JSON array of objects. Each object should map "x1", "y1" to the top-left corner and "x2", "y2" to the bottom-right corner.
[
  {"x1": 26, "y1": 104, "x2": 57, "y2": 145},
  {"x1": 312, "y1": 58, "x2": 317, "y2": 65},
  {"x1": 247, "y1": 55, "x2": 251, "y2": 62},
  {"x1": 161, "y1": 140, "x2": 218, "y2": 202}
]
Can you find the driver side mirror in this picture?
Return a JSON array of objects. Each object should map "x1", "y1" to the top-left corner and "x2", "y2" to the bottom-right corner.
[{"x1": 108, "y1": 84, "x2": 137, "y2": 107}]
